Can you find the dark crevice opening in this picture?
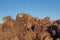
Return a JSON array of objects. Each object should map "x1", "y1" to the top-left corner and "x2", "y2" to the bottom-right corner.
[{"x1": 31, "y1": 25, "x2": 35, "y2": 31}]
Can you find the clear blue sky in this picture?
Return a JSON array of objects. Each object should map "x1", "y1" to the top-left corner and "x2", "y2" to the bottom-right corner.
[{"x1": 0, "y1": 0, "x2": 60, "y2": 23}]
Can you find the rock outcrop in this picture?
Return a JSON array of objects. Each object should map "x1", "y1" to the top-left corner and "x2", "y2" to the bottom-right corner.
[{"x1": 0, "y1": 13, "x2": 60, "y2": 40}]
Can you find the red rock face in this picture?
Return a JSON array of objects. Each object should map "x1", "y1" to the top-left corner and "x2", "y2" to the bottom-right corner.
[{"x1": 0, "y1": 13, "x2": 60, "y2": 40}]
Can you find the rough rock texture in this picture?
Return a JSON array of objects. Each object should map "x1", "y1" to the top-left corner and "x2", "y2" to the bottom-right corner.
[{"x1": 0, "y1": 13, "x2": 60, "y2": 40}]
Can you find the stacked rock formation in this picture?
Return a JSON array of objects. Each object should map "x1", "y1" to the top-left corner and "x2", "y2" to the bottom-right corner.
[{"x1": 0, "y1": 13, "x2": 60, "y2": 40}]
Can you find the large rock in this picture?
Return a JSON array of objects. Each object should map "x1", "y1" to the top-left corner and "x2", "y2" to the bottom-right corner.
[{"x1": 0, "y1": 13, "x2": 60, "y2": 40}]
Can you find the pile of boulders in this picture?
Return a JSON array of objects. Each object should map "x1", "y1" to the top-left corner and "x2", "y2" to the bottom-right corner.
[{"x1": 0, "y1": 13, "x2": 60, "y2": 40}]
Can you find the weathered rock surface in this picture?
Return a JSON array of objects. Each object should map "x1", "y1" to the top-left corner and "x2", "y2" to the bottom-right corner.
[{"x1": 0, "y1": 13, "x2": 60, "y2": 40}]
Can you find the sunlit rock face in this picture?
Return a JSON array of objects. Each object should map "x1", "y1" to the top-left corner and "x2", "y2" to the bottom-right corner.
[{"x1": 0, "y1": 13, "x2": 60, "y2": 40}]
